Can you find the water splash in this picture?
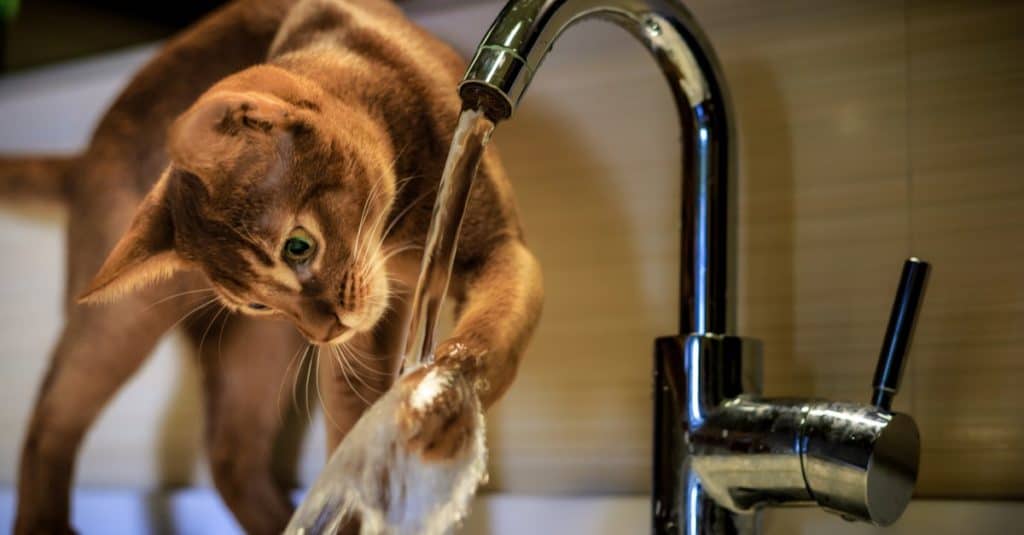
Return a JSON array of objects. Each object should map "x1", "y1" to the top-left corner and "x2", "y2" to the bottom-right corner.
[
  {"x1": 285, "y1": 369, "x2": 486, "y2": 535},
  {"x1": 286, "y1": 109, "x2": 496, "y2": 534}
]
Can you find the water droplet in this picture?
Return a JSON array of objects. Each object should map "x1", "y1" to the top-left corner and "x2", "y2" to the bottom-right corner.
[{"x1": 645, "y1": 18, "x2": 662, "y2": 36}]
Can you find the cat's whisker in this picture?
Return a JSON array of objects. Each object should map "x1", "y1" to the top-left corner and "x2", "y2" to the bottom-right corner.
[
  {"x1": 313, "y1": 346, "x2": 324, "y2": 416},
  {"x1": 353, "y1": 179, "x2": 381, "y2": 262},
  {"x1": 393, "y1": 172, "x2": 419, "y2": 193},
  {"x1": 355, "y1": 218, "x2": 382, "y2": 273},
  {"x1": 349, "y1": 343, "x2": 390, "y2": 365},
  {"x1": 143, "y1": 288, "x2": 215, "y2": 312},
  {"x1": 364, "y1": 295, "x2": 392, "y2": 305},
  {"x1": 353, "y1": 168, "x2": 412, "y2": 267},
  {"x1": 337, "y1": 342, "x2": 391, "y2": 376},
  {"x1": 301, "y1": 344, "x2": 317, "y2": 420},
  {"x1": 216, "y1": 308, "x2": 231, "y2": 369},
  {"x1": 383, "y1": 286, "x2": 406, "y2": 303},
  {"x1": 360, "y1": 236, "x2": 414, "y2": 274},
  {"x1": 355, "y1": 172, "x2": 416, "y2": 267},
  {"x1": 357, "y1": 177, "x2": 435, "y2": 274},
  {"x1": 358, "y1": 250, "x2": 384, "y2": 282},
  {"x1": 381, "y1": 244, "x2": 423, "y2": 262},
  {"x1": 337, "y1": 345, "x2": 385, "y2": 395},
  {"x1": 333, "y1": 346, "x2": 373, "y2": 406},
  {"x1": 357, "y1": 252, "x2": 381, "y2": 280},
  {"x1": 314, "y1": 348, "x2": 344, "y2": 433},
  {"x1": 354, "y1": 240, "x2": 377, "y2": 273},
  {"x1": 292, "y1": 344, "x2": 313, "y2": 416},
  {"x1": 290, "y1": 344, "x2": 306, "y2": 415},
  {"x1": 371, "y1": 141, "x2": 412, "y2": 213},
  {"x1": 166, "y1": 296, "x2": 221, "y2": 333},
  {"x1": 278, "y1": 341, "x2": 309, "y2": 422},
  {"x1": 369, "y1": 172, "x2": 421, "y2": 254},
  {"x1": 381, "y1": 187, "x2": 435, "y2": 241},
  {"x1": 357, "y1": 243, "x2": 419, "y2": 285},
  {"x1": 197, "y1": 304, "x2": 227, "y2": 360},
  {"x1": 384, "y1": 279, "x2": 406, "y2": 292},
  {"x1": 362, "y1": 197, "x2": 397, "y2": 258}
]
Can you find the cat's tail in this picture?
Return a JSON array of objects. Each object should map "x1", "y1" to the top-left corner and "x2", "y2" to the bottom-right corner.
[{"x1": 0, "y1": 155, "x2": 75, "y2": 203}]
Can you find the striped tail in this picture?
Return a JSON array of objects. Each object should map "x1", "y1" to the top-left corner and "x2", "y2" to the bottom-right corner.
[{"x1": 0, "y1": 155, "x2": 75, "y2": 203}]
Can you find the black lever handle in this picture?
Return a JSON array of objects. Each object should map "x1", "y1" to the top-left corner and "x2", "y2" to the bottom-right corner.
[{"x1": 872, "y1": 257, "x2": 930, "y2": 411}]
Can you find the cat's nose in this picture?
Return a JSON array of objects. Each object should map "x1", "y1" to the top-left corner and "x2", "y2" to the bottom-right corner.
[
  {"x1": 297, "y1": 299, "x2": 350, "y2": 343},
  {"x1": 323, "y1": 319, "x2": 348, "y2": 342},
  {"x1": 299, "y1": 318, "x2": 347, "y2": 344}
]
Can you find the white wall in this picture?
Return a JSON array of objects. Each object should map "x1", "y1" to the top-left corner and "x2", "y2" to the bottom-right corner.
[{"x1": 0, "y1": 45, "x2": 211, "y2": 489}]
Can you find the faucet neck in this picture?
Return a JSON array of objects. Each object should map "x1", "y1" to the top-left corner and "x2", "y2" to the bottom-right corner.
[{"x1": 459, "y1": 0, "x2": 736, "y2": 335}]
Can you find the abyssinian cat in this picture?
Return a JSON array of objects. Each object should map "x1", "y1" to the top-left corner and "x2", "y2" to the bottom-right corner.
[{"x1": 0, "y1": 0, "x2": 543, "y2": 533}]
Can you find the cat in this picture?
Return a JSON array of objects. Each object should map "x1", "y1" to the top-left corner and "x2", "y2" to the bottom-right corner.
[{"x1": 0, "y1": 0, "x2": 544, "y2": 534}]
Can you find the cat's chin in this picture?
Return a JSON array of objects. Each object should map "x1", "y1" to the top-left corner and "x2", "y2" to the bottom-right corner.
[{"x1": 319, "y1": 329, "x2": 357, "y2": 347}]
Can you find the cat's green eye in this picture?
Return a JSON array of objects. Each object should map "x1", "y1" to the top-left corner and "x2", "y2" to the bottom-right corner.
[{"x1": 283, "y1": 228, "x2": 317, "y2": 263}]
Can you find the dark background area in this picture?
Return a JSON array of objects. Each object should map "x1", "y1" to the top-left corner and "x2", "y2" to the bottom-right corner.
[
  {"x1": 1, "y1": 0, "x2": 228, "y2": 73},
  {"x1": 0, "y1": 0, "x2": 476, "y2": 73}
]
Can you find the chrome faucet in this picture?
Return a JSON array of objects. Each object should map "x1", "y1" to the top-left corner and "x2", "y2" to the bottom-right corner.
[{"x1": 458, "y1": 1, "x2": 929, "y2": 533}]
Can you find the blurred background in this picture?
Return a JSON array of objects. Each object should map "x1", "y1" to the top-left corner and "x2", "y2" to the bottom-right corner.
[
  {"x1": 0, "y1": 0, "x2": 1022, "y2": 533},
  {"x1": 0, "y1": 1, "x2": 224, "y2": 72}
]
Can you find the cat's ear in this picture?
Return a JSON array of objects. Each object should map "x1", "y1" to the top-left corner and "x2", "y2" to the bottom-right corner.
[
  {"x1": 78, "y1": 176, "x2": 185, "y2": 304},
  {"x1": 168, "y1": 90, "x2": 296, "y2": 176}
]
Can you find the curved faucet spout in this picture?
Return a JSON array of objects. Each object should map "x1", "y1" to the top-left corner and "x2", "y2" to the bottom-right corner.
[{"x1": 459, "y1": 0, "x2": 735, "y2": 337}]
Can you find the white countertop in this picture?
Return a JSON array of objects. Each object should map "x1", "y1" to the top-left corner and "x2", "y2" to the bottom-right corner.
[{"x1": 1, "y1": 487, "x2": 1020, "y2": 534}]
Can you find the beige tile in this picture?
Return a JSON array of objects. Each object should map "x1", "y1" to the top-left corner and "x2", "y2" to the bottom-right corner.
[{"x1": 907, "y1": 0, "x2": 1024, "y2": 497}]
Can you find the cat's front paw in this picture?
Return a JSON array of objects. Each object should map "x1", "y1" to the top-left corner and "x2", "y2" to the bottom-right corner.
[{"x1": 396, "y1": 361, "x2": 480, "y2": 462}]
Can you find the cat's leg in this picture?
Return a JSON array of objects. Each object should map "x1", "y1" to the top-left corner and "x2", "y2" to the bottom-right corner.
[
  {"x1": 193, "y1": 312, "x2": 305, "y2": 535},
  {"x1": 14, "y1": 289, "x2": 200, "y2": 535}
]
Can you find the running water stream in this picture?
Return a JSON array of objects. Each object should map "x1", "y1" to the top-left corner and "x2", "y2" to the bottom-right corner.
[
  {"x1": 402, "y1": 109, "x2": 495, "y2": 369},
  {"x1": 285, "y1": 109, "x2": 496, "y2": 535}
]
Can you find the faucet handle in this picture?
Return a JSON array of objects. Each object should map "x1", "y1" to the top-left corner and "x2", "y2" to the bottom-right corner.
[{"x1": 872, "y1": 257, "x2": 930, "y2": 411}]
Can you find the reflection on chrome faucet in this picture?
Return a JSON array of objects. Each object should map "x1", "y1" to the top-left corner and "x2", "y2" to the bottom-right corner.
[{"x1": 457, "y1": 1, "x2": 929, "y2": 533}]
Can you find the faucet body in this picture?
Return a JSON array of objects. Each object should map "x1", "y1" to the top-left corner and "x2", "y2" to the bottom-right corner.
[
  {"x1": 459, "y1": 1, "x2": 925, "y2": 534},
  {"x1": 654, "y1": 335, "x2": 920, "y2": 533}
]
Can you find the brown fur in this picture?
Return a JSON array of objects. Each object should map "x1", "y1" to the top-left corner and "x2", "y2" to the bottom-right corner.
[
  {"x1": 0, "y1": 155, "x2": 73, "y2": 202},
  {"x1": 3, "y1": 1, "x2": 543, "y2": 533}
]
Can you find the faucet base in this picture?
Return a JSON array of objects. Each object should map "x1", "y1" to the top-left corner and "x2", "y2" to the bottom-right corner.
[
  {"x1": 653, "y1": 334, "x2": 920, "y2": 532},
  {"x1": 652, "y1": 334, "x2": 763, "y2": 534}
]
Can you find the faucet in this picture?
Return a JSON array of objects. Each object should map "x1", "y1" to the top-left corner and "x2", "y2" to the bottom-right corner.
[{"x1": 457, "y1": 1, "x2": 928, "y2": 533}]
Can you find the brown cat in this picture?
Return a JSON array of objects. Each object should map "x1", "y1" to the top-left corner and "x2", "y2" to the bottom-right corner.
[{"x1": 1, "y1": 0, "x2": 543, "y2": 534}]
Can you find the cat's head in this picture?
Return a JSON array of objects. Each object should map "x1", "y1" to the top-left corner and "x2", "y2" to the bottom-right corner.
[{"x1": 79, "y1": 66, "x2": 399, "y2": 345}]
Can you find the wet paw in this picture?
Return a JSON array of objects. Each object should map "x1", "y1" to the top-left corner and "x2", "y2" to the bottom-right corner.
[{"x1": 397, "y1": 364, "x2": 479, "y2": 462}]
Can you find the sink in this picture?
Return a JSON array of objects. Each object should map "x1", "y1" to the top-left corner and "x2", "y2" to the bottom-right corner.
[
  {"x1": 461, "y1": 495, "x2": 1022, "y2": 535},
  {"x1": 1, "y1": 487, "x2": 1019, "y2": 534}
]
